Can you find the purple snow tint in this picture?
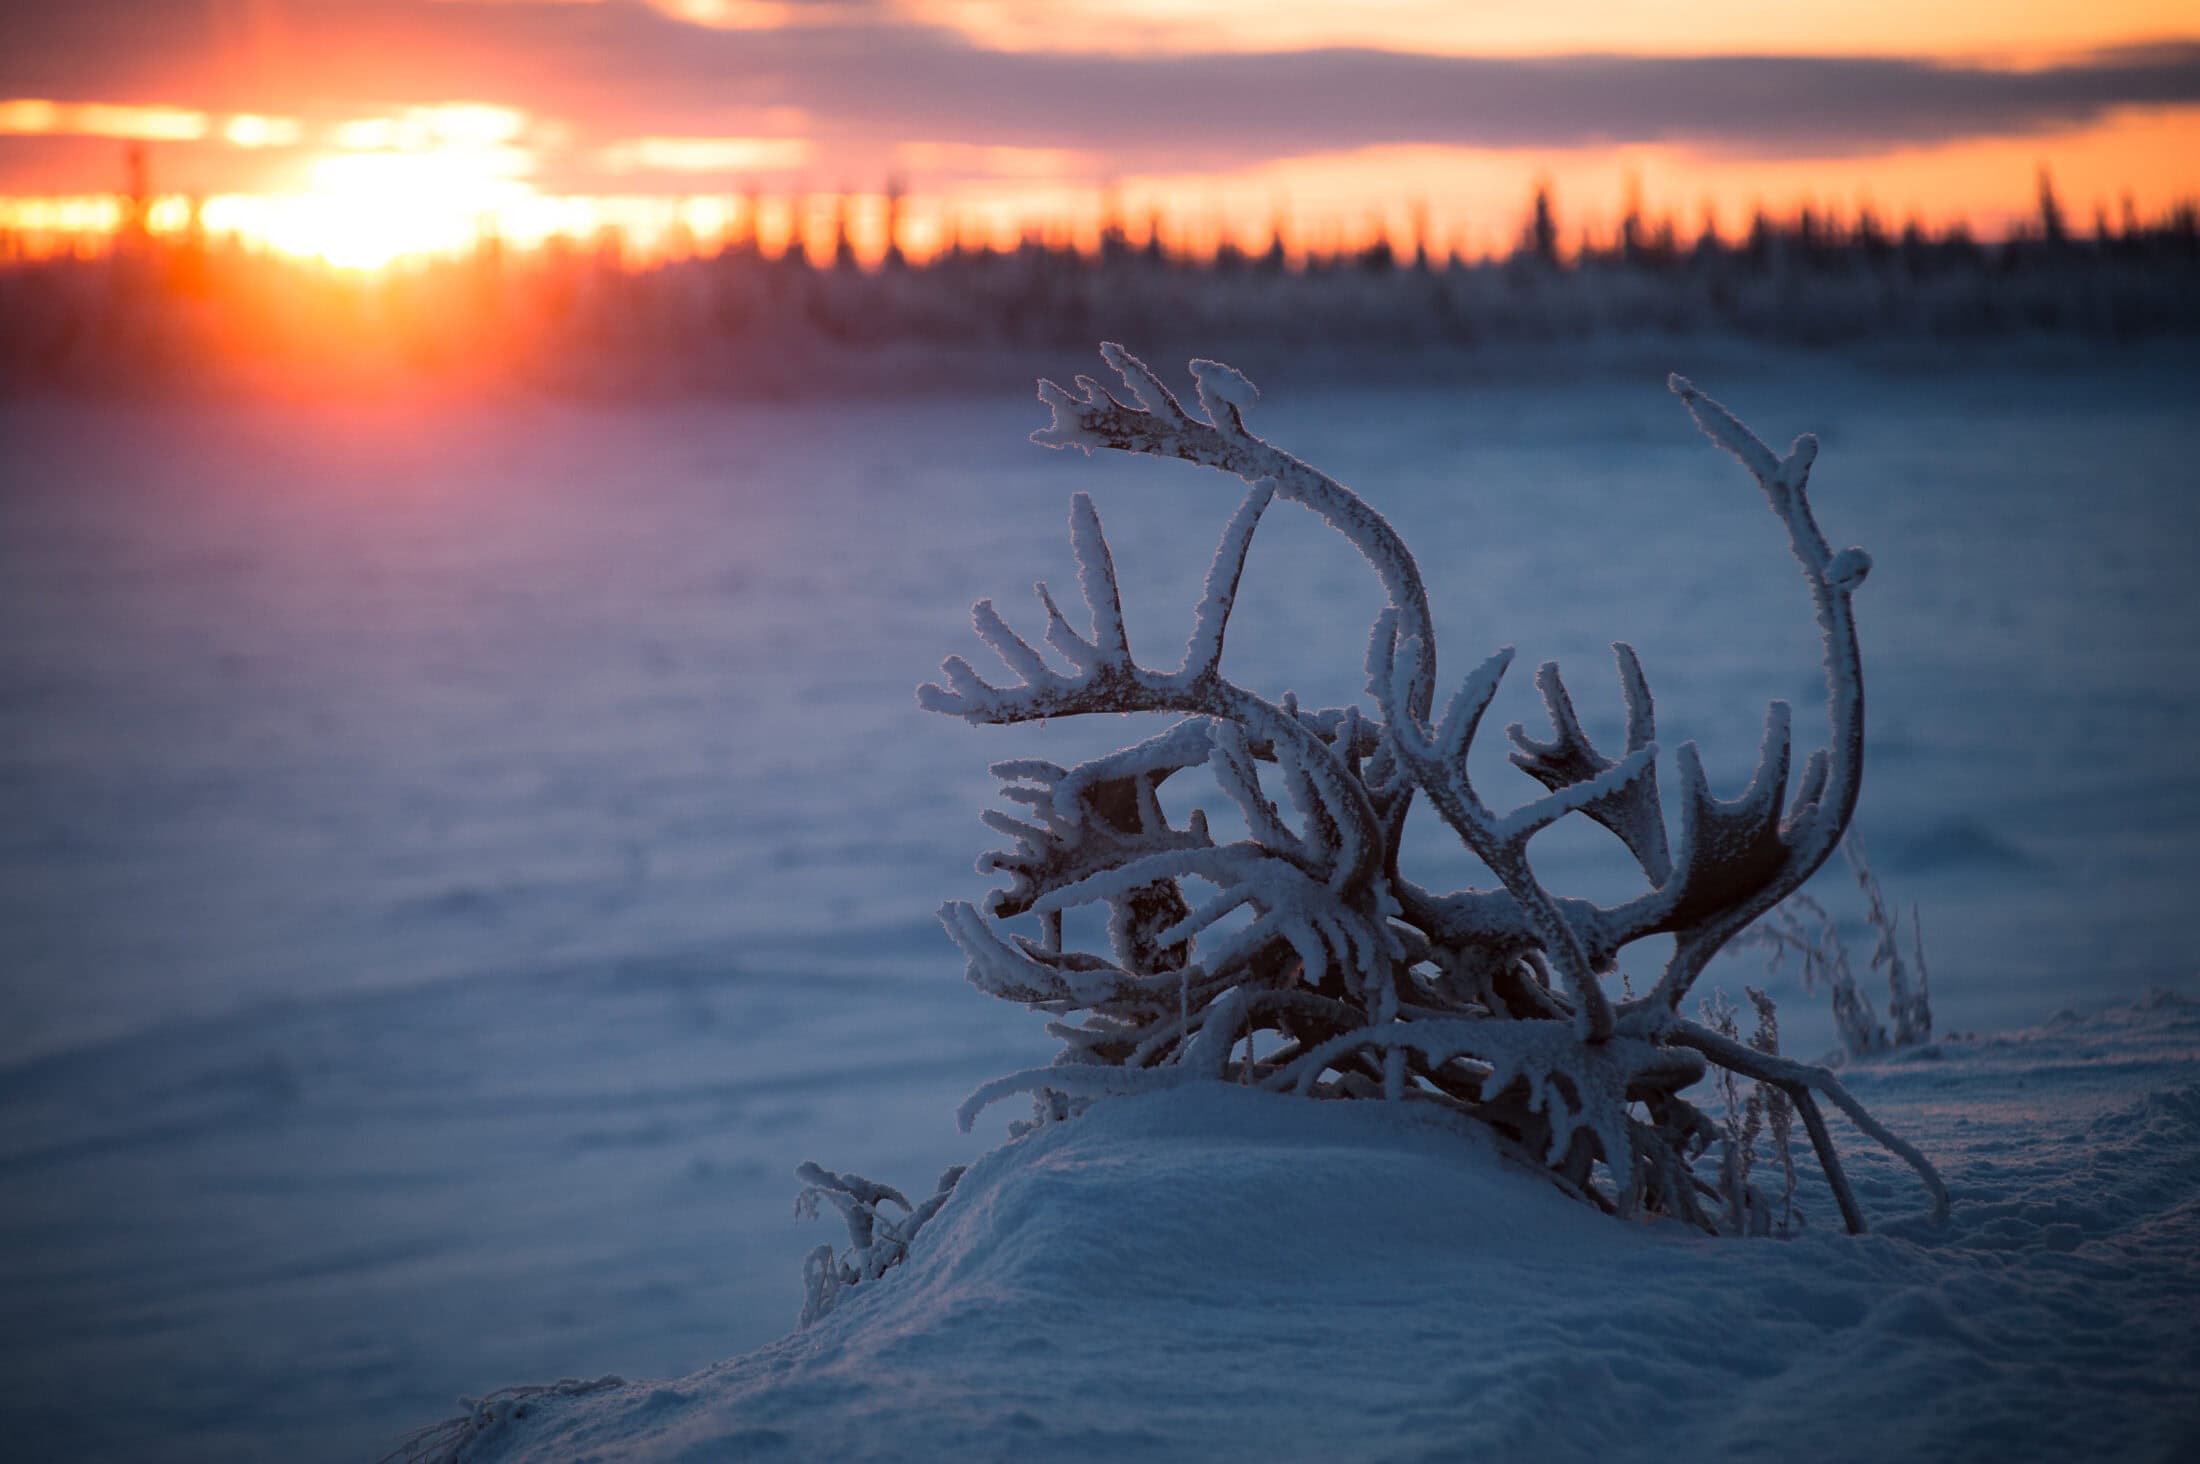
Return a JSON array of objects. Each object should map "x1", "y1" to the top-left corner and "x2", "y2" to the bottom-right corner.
[{"x1": 2, "y1": 352, "x2": 2197, "y2": 1461}]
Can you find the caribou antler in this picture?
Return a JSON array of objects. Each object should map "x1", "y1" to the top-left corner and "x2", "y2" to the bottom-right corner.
[{"x1": 921, "y1": 346, "x2": 1938, "y2": 1234}]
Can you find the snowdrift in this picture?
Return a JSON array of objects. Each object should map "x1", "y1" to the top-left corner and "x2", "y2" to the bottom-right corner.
[{"x1": 429, "y1": 995, "x2": 2200, "y2": 1464}]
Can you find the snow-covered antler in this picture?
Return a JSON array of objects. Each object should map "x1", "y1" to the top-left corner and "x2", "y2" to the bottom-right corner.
[
  {"x1": 1387, "y1": 377, "x2": 1872, "y2": 1024},
  {"x1": 919, "y1": 487, "x2": 1380, "y2": 889},
  {"x1": 922, "y1": 399, "x2": 1406, "y2": 1087},
  {"x1": 912, "y1": 348, "x2": 1939, "y2": 1236},
  {"x1": 1506, "y1": 646, "x2": 1672, "y2": 885},
  {"x1": 1632, "y1": 376, "x2": 1871, "y2": 1012}
]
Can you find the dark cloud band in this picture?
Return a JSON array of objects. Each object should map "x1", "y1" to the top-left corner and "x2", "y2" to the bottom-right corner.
[{"x1": 0, "y1": 1, "x2": 2194, "y2": 173}]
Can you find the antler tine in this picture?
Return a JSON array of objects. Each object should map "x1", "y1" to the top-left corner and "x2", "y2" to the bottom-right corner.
[
  {"x1": 1431, "y1": 646, "x2": 1514, "y2": 774},
  {"x1": 926, "y1": 469, "x2": 1387, "y2": 902},
  {"x1": 1661, "y1": 703, "x2": 1794, "y2": 931},
  {"x1": 1036, "y1": 346, "x2": 1440, "y2": 721},
  {"x1": 968, "y1": 725, "x2": 1220, "y2": 928},
  {"x1": 1031, "y1": 581, "x2": 1096, "y2": 670},
  {"x1": 1188, "y1": 358, "x2": 1259, "y2": 436},
  {"x1": 1207, "y1": 720, "x2": 1308, "y2": 862},
  {"x1": 916, "y1": 495, "x2": 1139, "y2": 721},
  {"x1": 1614, "y1": 643, "x2": 1657, "y2": 752},
  {"x1": 1374, "y1": 639, "x2": 1618, "y2": 1042},
  {"x1": 1100, "y1": 341, "x2": 1194, "y2": 425},
  {"x1": 1505, "y1": 647, "x2": 1673, "y2": 886},
  {"x1": 1182, "y1": 480, "x2": 1276, "y2": 679},
  {"x1": 1787, "y1": 748, "x2": 1830, "y2": 828},
  {"x1": 1071, "y1": 373, "x2": 1133, "y2": 411},
  {"x1": 1068, "y1": 493, "x2": 1131, "y2": 661},
  {"x1": 972, "y1": 598, "x2": 1053, "y2": 686},
  {"x1": 1506, "y1": 659, "x2": 1592, "y2": 763},
  {"x1": 939, "y1": 899, "x2": 1140, "y2": 1011}
]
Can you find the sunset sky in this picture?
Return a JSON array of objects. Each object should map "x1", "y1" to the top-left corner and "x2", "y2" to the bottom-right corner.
[{"x1": 2, "y1": 0, "x2": 2196, "y2": 264}]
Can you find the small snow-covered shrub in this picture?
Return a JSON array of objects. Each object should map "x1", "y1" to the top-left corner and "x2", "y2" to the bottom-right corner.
[
  {"x1": 1701, "y1": 987, "x2": 1804, "y2": 1236},
  {"x1": 793, "y1": 1163, "x2": 964, "y2": 1326},
  {"x1": 908, "y1": 344, "x2": 1945, "y2": 1237},
  {"x1": 1741, "y1": 831, "x2": 1934, "y2": 1058},
  {"x1": 380, "y1": 1376, "x2": 627, "y2": 1464}
]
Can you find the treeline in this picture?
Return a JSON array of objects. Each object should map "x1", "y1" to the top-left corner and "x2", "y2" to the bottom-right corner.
[{"x1": 3, "y1": 186, "x2": 2196, "y2": 394}]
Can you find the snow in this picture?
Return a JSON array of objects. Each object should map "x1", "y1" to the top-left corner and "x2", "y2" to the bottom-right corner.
[
  {"x1": 1, "y1": 349, "x2": 2197, "y2": 1461},
  {"x1": 444, "y1": 996, "x2": 2200, "y2": 1463}
]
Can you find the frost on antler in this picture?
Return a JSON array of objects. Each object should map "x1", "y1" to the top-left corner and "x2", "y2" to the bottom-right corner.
[{"x1": 920, "y1": 344, "x2": 1943, "y2": 1236}]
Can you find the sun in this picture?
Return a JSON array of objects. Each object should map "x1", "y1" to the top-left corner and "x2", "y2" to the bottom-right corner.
[{"x1": 254, "y1": 147, "x2": 531, "y2": 269}]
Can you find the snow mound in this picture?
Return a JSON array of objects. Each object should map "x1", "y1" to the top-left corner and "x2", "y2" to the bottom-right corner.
[{"x1": 444, "y1": 998, "x2": 2200, "y2": 1464}]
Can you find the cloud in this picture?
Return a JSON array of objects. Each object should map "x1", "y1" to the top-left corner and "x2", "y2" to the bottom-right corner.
[
  {"x1": 0, "y1": 1, "x2": 2194, "y2": 182},
  {"x1": 597, "y1": 135, "x2": 813, "y2": 173}
]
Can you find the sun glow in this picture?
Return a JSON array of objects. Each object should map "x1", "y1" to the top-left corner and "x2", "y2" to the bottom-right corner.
[
  {"x1": 202, "y1": 105, "x2": 539, "y2": 268},
  {"x1": 237, "y1": 151, "x2": 533, "y2": 269},
  {"x1": 2, "y1": 83, "x2": 2194, "y2": 271}
]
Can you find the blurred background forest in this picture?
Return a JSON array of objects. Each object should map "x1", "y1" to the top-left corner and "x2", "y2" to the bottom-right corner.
[{"x1": 5, "y1": 150, "x2": 2198, "y2": 392}]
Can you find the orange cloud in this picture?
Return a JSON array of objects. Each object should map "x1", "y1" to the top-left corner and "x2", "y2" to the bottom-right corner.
[
  {"x1": 895, "y1": 142, "x2": 1087, "y2": 179},
  {"x1": 0, "y1": 100, "x2": 209, "y2": 142},
  {"x1": 911, "y1": 1, "x2": 2197, "y2": 64},
  {"x1": 597, "y1": 136, "x2": 814, "y2": 174},
  {"x1": 222, "y1": 115, "x2": 304, "y2": 148},
  {"x1": 329, "y1": 104, "x2": 530, "y2": 151},
  {"x1": 1102, "y1": 104, "x2": 2200, "y2": 259},
  {"x1": 0, "y1": 4, "x2": 2193, "y2": 266}
]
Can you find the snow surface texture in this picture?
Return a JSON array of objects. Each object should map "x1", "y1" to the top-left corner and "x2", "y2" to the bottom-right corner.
[
  {"x1": 910, "y1": 345, "x2": 1935, "y2": 1238},
  {"x1": 2, "y1": 355, "x2": 2197, "y2": 1461},
  {"x1": 441, "y1": 995, "x2": 2200, "y2": 1464}
]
